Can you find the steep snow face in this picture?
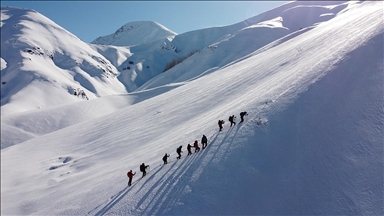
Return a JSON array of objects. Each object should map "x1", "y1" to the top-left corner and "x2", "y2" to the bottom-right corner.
[
  {"x1": 0, "y1": 6, "x2": 128, "y2": 116},
  {"x1": 279, "y1": 2, "x2": 350, "y2": 31},
  {"x1": 0, "y1": 1, "x2": 354, "y2": 116},
  {"x1": 136, "y1": 1, "x2": 353, "y2": 91},
  {"x1": 138, "y1": 20, "x2": 290, "y2": 91},
  {"x1": 89, "y1": 44, "x2": 132, "y2": 68},
  {"x1": 85, "y1": 1, "x2": 353, "y2": 92},
  {"x1": 1, "y1": 1, "x2": 383, "y2": 215},
  {"x1": 2, "y1": 2, "x2": 366, "y2": 146},
  {"x1": 91, "y1": 21, "x2": 177, "y2": 46},
  {"x1": 97, "y1": 1, "x2": 353, "y2": 93}
]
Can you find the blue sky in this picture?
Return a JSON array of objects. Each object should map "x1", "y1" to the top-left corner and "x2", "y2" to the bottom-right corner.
[{"x1": 1, "y1": 1, "x2": 287, "y2": 43}]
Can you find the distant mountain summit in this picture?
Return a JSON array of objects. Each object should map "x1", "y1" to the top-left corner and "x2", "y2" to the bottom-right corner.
[
  {"x1": 0, "y1": 6, "x2": 128, "y2": 115},
  {"x1": 91, "y1": 21, "x2": 177, "y2": 46}
]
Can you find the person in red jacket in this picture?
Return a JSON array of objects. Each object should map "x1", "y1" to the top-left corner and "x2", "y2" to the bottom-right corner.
[
  {"x1": 194, "y1": 140, "x2": 200, "y2": 153},
  {"x1": 127, "y1": 170, "x2": 136, "y2": 186}
]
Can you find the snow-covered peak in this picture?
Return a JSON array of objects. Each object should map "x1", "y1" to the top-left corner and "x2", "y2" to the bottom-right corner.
[
  {"x1": 1, "y1": 1, "x2": 383, "y2": 216},
  {"x1": 0, "y1": 6, "x2": 128, "y2": 115},
  {"x1": 91, "y1": 21, "x2": 177, "y2": 46}
]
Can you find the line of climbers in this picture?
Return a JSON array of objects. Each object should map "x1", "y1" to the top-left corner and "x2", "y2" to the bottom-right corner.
[{"x1": 127, "y1": 111, "x2": 248, "y2": 186}]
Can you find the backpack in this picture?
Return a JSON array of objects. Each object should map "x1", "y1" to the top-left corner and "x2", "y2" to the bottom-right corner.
[
  {"x1": 140, "y1": 164, "x2": 145, "y2": 172},
  {"x1": 127, "y1": 172, "x2": 133, "y2": 178}
]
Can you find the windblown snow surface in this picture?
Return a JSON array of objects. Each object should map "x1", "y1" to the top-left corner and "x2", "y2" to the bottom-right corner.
[{"x1": 1, "y1": 1, "x2": 383, "y2": 215}]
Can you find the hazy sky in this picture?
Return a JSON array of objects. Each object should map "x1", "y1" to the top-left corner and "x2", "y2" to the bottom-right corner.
[{"x1": 1, "y1": 1, "x2": 288, "y2": 43}]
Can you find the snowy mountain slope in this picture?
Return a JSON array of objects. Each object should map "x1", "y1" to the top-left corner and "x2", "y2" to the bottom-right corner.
[
  {"x1": 98, "y1": 1, "x2": 353, "y2": 92},
  {"x1": 0, "y1": 6, "x2": 128, "y2": 116},
  {"x1": 0, "y1": 1, "x2": 353, "y2": 117},
  {"x1": 1, "y1": 2, "x2": 293, "y2": 146},
  {"x1": 1, "y1": 94, "x2": 135, "y2": 149},
  {"x1": 89, "y1": 44, "x2": 132, "y2": 68},
  {"x1": 91, "y1": 21, "x2": 177, "y2": 46},
  {"x1": 138, "y1": 0, "x2": 354, "y2": 91},
  {"x1": 1, "y1": 83, "x2": 181, "y2": 149},
  {"x1": 137, "y1": 19, "x2": 290, "y2": 91},
  {"x1": 91, "y1": 37, "x2": 187, "y2": 92},
  {"x1": 1, "y1": 1, "x2": 383, "y2": 215}
]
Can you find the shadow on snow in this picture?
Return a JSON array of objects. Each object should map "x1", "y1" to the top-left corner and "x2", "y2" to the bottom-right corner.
[{"x1": 92, "y1": 124, "x2": 243, "y2": 215}]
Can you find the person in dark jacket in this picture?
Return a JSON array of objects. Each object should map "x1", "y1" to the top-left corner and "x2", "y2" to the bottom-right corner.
[
  {"x1": 218, "y1": 120, "x2": 225, "y2": 131},
  {"x1": 127, "y1": 170, "x2": 136, "y2": 186},
  {"x1": 229, "y1": 115, "x2": 236, "y2": 127},
  {"x1": 140, "y1": 163, "x2": 149, "y2": 177},
  {"x1": 193, "y1": 140, "x2": 200, "y2": 153},
  {"x1": 162, "y1": 153, "x2": 170, "y2": 164},
  {"x1": 176, "y1": 146, "x2": 183, "y2": 159},
  {"x1": 187, "y1": 144, "x2": 193, "y2": 155},
  {"x1": 201, "y1": 135, "x2": 208, "y2": 149},
  {"x1": 240, "y1": 111, "x2": 248, "y2": 123}
]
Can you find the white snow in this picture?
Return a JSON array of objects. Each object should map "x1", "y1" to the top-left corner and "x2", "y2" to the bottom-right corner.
[
  {"x1": 0, "y1": 57, "x2": 6, "y2": 70},
  {"x1": 1, "y1": 6, "x2": 128, "y2": 116},
  {"x1": 91, "y1": 21, "x2": 177, "y2": 46},
  {"x1": 1, "y1": 1, "x2": 383, "y2": 215}
]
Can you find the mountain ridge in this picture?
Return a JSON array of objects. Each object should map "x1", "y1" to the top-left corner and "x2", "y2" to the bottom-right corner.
[
  {"x1": 91, "y1": 20, "x2": 177, "y2": 46},
  {"x1": 1, "y1": 2, "x2": 383, "y2": 214},
  {"x1": 1, "y1": 1, "x2": 355, "y2": 116}
]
